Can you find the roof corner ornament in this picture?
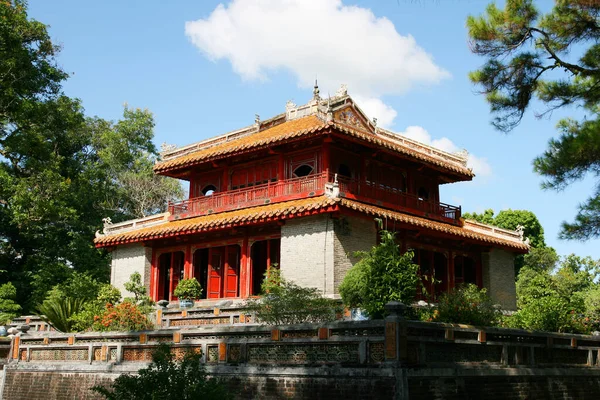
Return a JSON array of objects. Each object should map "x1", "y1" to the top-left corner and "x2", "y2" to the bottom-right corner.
[
  {"x1": 325, "y1": 94, "x2": 333, "y2": 122},
  {"x1": 285, "y1": 100, "x2": 297, "y2": 111},
  {"x1": 255, "y1": 114, "x2": 260, "y2": 125},
  {"x1": 95, "y1": 230, "x2": 104, "y2": 238},
  {"x1": 372, "y1": 117, "x2": 378, "y2": 127},
  {"x1": 336, "y1": 84, "x2": 348, "y2": 97},
  {"x1": 455, "y1": 148, "x2": 469, "y2": 160},
  {"x1": 516, "y1": 225, "x2": 525, "y2": 239},
  {"x1": 160, "y1": 142, "x2": 177, "y2": 153},
  {"x1": 313, "y1": 79, "x2": 321, "y2": 101},
  {"x1": 101, "y1": 217, "x2": 113, "y2": 235}
]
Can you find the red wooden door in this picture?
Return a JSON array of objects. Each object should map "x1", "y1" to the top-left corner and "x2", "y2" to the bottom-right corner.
[
  {"x1": 224, "y1": 247, "x2": 240, "y2": 298},
  {"x1": 207, "y1": 249, "x2": 224, "y2": 299}
]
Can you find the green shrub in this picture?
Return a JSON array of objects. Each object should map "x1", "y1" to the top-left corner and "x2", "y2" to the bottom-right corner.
[
  {"x1": 173, "y1": 278, "x2": 203, "y2": 301},
  {"x1": 123, "y1": 272, "x2": 154, "y2": 314},
  {"x1": 339, "y1": 228, "x2": 420, "y2": 318},
  {"x1": 246, "y1": 270, "x2": 340, "y2": 325},
  {"x1": 433, "y1": 284, "x2": 500, "y2": 327},
  {"x1": 68, "y1": 284, "x2": 122, "y2": 332},
  {"x1": 37, "y1": 297, "x2": 86, "y2": 332},
  {"x1": 91, "y1": 344, "x2": 232, "y2": 399},
  {"x1": 0, "y1": 282, "x2": 22, "y2": 325}
]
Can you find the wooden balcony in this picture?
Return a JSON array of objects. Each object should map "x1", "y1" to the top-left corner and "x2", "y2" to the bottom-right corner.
[
  {"x1": 168, "y1": 172, "x2": 461, "y2": 224},
  {"x1": 168, "y1": 173, "x2": 329, "y2": 220}
]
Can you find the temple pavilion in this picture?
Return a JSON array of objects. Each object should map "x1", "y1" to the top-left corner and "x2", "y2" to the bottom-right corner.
[{"x1": 94, "y1": 85, "x2": 528, "y2": 310}]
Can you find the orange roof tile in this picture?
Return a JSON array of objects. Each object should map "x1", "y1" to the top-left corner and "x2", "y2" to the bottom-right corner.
[
  {"x1": 331, "y1": 123, "x2": 474, "y2": 178},
  {"x1": 155, "y1": 116, "x2": 327, "y2": 173},
  {"x1": 338, "y1": 198, "x2": 529, "y2": 252},
  {"x1": 94, "y1": 196, "x2": 339, "y2": 247},
  {"x1": 96, "y1": 194, "x2": 527, "y2": 253},
  {"x1": 154, "y1": 115, "x2": 473, "y2": 179}
]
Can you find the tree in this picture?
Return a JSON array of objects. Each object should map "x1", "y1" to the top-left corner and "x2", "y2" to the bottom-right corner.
[
  {"x1": 468, "y1": 0, "x2": 600, "y2": 240},
  {"x1": 339, "y1": 228, "x2": 420, "y2": 318},
  {"x1": 0, "y1": 282, "x2": 21, "y2": 325},
  {"x1": 510, "y1": 253, "x2": 599, "y2": 332},
  {"x1": 0, "y1": 2, "x2": 182, "y2": 311},
  {"x1": 91, "y1": 344, "x2": 232, "y2": 400}
]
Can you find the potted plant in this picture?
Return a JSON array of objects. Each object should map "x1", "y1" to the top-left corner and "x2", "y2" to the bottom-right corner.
[{"x1": 173, "y1": 278, "x2": 203, "y2": 308}]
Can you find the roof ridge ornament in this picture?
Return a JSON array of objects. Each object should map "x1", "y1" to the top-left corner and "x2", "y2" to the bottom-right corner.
[
  {"x1": 313, "y1": 79, "x2": 320, "y2": 101},
  {"x1": 335, "y1": 84, "x2": 348, "y2": 97}
]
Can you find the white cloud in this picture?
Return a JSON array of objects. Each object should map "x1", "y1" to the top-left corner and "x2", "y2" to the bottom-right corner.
[
  {"x1": 185, "y1": 0, "x2": 449, "y2": 127},
  {"x1": 400, "y1": 126, "x2": 492, "y2": 178},
  {"x1": 352, "y1": 95, "x2": 397, "y2": 129}
]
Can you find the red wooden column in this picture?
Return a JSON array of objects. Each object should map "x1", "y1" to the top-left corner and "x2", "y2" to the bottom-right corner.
[
  {"x1": 448, "y1": 250, "x2": 455, "y2": 291},
  {"x1": 149, "y1": 249, "x2": 158, "y2": 301},
  {"x1": 184, "y1": 245, "x2": 192, "y2": 279},
  {"x1": 240, "y1": 237, "x2": 249, "y2": 298},
  {"x1": 266, "y1": 240, "x2": 271, "y2": 271},
  {"x1": 168, "y1": 253, "x2": 175, "y2": 301},
  {"x1": 322, "y1": 141, "x2": 331, "y2": 178},
  {"x1": 222, "y1": 166, "x2": 229, "y2": 191},
  {"x1": 278, "y1": 154, "x2": 285, "y2": 182}
]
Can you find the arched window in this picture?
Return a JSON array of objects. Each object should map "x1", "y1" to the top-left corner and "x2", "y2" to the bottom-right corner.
[
  {"x1": 338, "y1": 164, "x2": 352, "y2": 178},
  {"x1": 202, "y1": 185, "x2": 217, "y2": 196},
  {"x1": 293, "y1": 164, "x2": 313, "y2": 178}
]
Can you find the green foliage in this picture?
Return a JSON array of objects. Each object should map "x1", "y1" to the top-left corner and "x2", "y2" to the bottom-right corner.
[
  {"x1": 92, "y1": 302, "x2": 154, "y2": 332},
  {"x1": 0, "y1": 1, "x2": 182, "y2": 312},
  {"x1": 123, "y1": 272, "x2": 154, "y2": 314},
  {"x1": 246, "y1": 269, "x2": 340, "y2": 325},
  {"x1": 0, "y1": 282, "x2": 22, "y2": 325},
  {"x1": 339, "y1": 229, "x2": 420, "y2": 318},
  {"x1": 56, "y1": 272, "x2": 103, "y2": 302},
  {"x1": 36, "y1": 297, "x2": 86, "y2": 333},
  {"x1": 69, "y1": 284, "x2": 122, "y2": 332},
  {"x1": 173, "y1": 278, "x2": 203, "y2": 301},
  {"x1": 91, "y1": 344, "x2": 232, "y2": 400},
  {"x1": 468, "y1": 0, "x2": 600, "y2": 240},
  {"x1": 509, "y1": 254, "x2": 600, "y2": 333},
  {"x1": 431, "y1": 284, "x2": 500, "y2": 327}
]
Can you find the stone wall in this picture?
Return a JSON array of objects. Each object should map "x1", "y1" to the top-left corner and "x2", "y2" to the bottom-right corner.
[
  {"x1": 110, "y1": 244, "x2": 152, "y2": 297},
  {"x1": 280, "y1": 214, "x2": 335, "y2": 295},
  {"x1": 5, "y1": 319, "x2": 600, "y2": 400},
  {"x1": 482, "y1": 248, "x2": 517, "y2": 310},
  {"x1": 332, "y1": 216, "x2": 376, "y2": 293}
]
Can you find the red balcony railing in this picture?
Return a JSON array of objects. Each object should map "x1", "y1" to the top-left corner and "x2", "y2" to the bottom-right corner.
[
  {"x1": 168, "y1": 172, "x2": 461, "y2": 224},
  {"x1": 168, "y1": 173, "x2": 329, "y2": 220},
  {"x1": 335, "y1": 175, "x2": 461, "y2": 223}
]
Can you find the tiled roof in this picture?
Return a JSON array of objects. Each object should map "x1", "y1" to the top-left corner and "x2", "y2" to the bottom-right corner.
[
  {"x1": 94, "y1": 196, "x2": 339, "y2": 247},
  {"x1": 154, "y1": 116, "x2": 473, "y2": 179},
  {"x1": 331, "y1": 123, "x2": 474, "y2": 178},
  {"x1": 96, "y1": 195, "x2": 527, "y2": 252},
  {"x1": 154, "y1": 116, "x2": 327, "y2": 173},
  {"x1": 338, "y1": 198, "x2": 529, "y2": 252}
]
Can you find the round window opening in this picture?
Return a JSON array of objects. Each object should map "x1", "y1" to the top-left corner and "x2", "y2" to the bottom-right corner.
[
  {"x1": 202, "y1": 185, "x2": 217, "y2": 196},
  {"x1": 293, "y1": 164, "x2": 313, "y2": 178}
]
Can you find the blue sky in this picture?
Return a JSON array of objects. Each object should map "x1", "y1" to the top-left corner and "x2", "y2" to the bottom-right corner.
[{"x1": 28, "y1": 0, "x2": 600, "y2": 259}]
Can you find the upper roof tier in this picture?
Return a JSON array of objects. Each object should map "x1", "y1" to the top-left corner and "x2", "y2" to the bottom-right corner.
[{"x1": 154, "y1": 87, "x2": 474, "y2": 181}]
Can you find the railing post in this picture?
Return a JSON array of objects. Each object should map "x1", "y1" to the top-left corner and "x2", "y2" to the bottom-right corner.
[{"x1": 384, "y1": 301, "x2": 407, "y2": 364}]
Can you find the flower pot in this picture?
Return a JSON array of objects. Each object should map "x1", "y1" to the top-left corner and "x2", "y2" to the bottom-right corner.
[{"x1": 179, "y1": 299, "x2": 194, "y2": 309}]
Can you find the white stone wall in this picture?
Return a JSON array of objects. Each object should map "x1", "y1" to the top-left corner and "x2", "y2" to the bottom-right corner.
[
  {"x1": 280, "y1": 214, "x2": 335, "y2": 296},
  {"x1": 482, "y1": 248, "x2": 517, "y2": 310},
  {"x1": 110, "y1": 244, "x2": 152, "y2": 298},
  {"x1": 333, "y1": 216, "x2": 377, "y2": 293}
]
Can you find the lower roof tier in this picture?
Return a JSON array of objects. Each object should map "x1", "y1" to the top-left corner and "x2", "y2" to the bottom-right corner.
[{"x1": 94, "y1": 196, "x2": 529, "y2": 253}]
